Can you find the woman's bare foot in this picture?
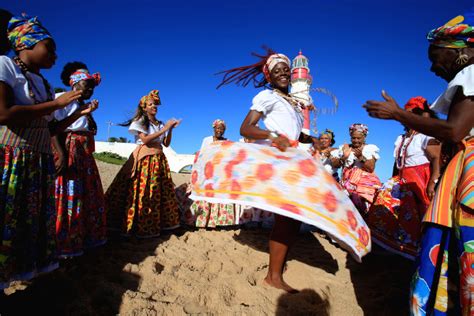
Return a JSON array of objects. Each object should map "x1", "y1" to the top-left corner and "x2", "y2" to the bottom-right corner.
[{"x1": 263, "y1": 275, "x2": 299, "y2": 294}]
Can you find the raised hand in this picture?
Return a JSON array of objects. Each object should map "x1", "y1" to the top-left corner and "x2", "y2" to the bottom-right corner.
[
  {"x1": 78, "y1": 99, "x2": 99, "y2": 115},
  {"x1": 55, "y1": 90, "x2": 83, "y2": 108},
  {"x1": 363, "y1": 90, "x2": 402, "y2": 120},
  {"x1": 342, "y1": 143, "x2": 351, "y2": 159},
  {"x1": 352, "y1": 147, "x2": 363, "y2": 158}
]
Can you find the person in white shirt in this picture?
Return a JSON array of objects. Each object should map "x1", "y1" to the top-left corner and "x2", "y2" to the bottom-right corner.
[
  {"x1": 332, "y1": 123, "x2": 382, "y2": 215},
  {"x1": 105, "y1": 90, "x2": 181, "y2": 238},
  {"x1": 217, "y1": 49, "x2": 315, "y2": 293},
  {"x1": 366, "y1": 97, "x2": 441, "y2": 260},
  {"x1": 51, "y1": 61, "x2": 106, "y2": 258}
]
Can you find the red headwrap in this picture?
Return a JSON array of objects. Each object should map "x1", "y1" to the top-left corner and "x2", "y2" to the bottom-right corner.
[{"x1": 404, "y1": 96, "x2": 427, "y2": 112}]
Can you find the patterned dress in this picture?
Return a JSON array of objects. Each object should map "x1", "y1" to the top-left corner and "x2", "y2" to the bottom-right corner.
[
  {"x1": 410, "y1": 65, "x2": 474, "y2": 316},
  {"x1": 105, "y1": 119, "x2": 180, "y2": 238},
  {"x1": 0, "y1": 56, "x2": 58, "y2": 289},
  {"x1": 367, "y1": 133, "x2": 433, "y2": 260}
]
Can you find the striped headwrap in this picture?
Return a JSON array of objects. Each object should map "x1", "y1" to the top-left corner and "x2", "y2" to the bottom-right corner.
[
  {"x1": 262, "y1": 53, "x2": 290, "y2": 82},
  {"x1": 7, "y1": 15, "x2": 52, "y2": 51},
  {"x1": 404, "y1": 96, "x2": 427, "y2": 112},
  {"x1": 427, "y1": 10, "x2": 474, "y2": 48},
  {"x1": 69, "y1": 69, "x2": 101, "y2": 87},
  {"x1": 349, "y1": 123, "x2": 369, "y2": 136},
  {"x1": 212, "y1": 119, "x2": 226, "y2": 128},
  {"x1": 139, "y1": 90, "x2": 161, "y2": 108}
]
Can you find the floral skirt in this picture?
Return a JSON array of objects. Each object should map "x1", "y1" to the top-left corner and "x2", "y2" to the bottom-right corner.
[
  {"x1": 367, "y1": 163, "x2": 431, "y2": 259},
  {"x1": 0, "y1": 145, "x2": 58, "y2": 289},
  {"x1": 192, "y1": 200, "x2": 236, "y2": 228},
  {"x1": 54, "y1": 132, "x2": 106, "y2": 258},
  {"x1": 106, "y1": 153, "x2": 180, "y2": 238}
]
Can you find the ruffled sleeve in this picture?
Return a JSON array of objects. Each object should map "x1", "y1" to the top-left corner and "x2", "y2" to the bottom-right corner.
[
  {"x1": 362, "y1": 144, "x2": 380, "y2": 161},
  {"x1": 421, "y1": 134, "x2": 434, "y2": 150},
  {"x1": 250, "y1": 90, "x2": 276, "y2": 115},
  {"x1": 129, "y1": 118, "x2": 148, "y2": 135},
  {"x1": 0, "y1": 56, "x2": 17, "y2": 88},
  {"x1": 431, "y1": 64, "x2": 474, "y2": 115}
]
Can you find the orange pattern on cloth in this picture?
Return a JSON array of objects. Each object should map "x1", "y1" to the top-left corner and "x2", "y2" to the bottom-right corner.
[
  {"x1": 341, "y1": 166, "x2": 382, "y2": 204},
  {"x1": 190, "y1": 141, "x2": 371, "y2": 262},
  {"x1": 423, "y1": 138, "x2": 474, "y2": 227}
]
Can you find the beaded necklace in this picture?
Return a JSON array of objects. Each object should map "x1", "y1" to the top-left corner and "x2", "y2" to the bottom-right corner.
[
  {"x1": 396, "y1": 131, "x2": 417, "y2": 169},
  {"x1": 13, "y1": 56, "x2": 53, "y2": 104},
  {"x1": 273, "y1": 88, "x2": 304, "y2": 113}
]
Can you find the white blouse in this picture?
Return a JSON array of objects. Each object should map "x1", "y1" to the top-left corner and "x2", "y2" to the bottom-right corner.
[
  {"x1": 431, "y1": 64, "x2": 474, "y2": 136},
  {"x1": 53, "y1": 92, "x2": 90, "y2": 132},
  {"x1": 320, "y1": 149, "x2": 339, "y2": 175},
  {"x1": 129, "y1": 118, "x2": 167, "y2": 146},
  {"x1": 393, "y1": 133, "x2": 433, "y2": 168},
  {"x1": 333, "y1": 144, "x2": 380, "y2": 169},
  {"x1": 0, "y1": 56, "x2": 53, "y2": 120},
  {"x1": 250, "y1": 89, "x2": 304, "y2": 145}
]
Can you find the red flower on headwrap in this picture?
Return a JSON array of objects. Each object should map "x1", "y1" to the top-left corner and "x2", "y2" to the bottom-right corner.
[{"x1": 404, "y1": 96, "x2": 427, "y2": 112}]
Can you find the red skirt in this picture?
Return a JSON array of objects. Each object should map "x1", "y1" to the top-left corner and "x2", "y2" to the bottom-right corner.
[{"x1": 366, "y1": 163, "x2": 431, "y2": 259}]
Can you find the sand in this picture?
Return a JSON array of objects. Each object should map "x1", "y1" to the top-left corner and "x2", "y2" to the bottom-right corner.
[{"x1": 0, "y1": 160, "x2": 414, "y2": 316}]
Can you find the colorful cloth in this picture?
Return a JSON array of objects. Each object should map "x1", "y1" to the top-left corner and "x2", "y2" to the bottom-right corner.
[
  {"x1": 0, "y1": 118, "x2": 52, "y2": 154},
  {"x1": 405, "y1": 97, "x2": 428, "y2": 112},
  {"x1": 69, "y1": 69, "x2": 101, "y2": 87},
  {"x1": 106, "y1": 152, "x2": 180, "y2": 238},
  {"x1": 349, "y1": 123, "x2": 369, "y2": 136},
  {"x1": 341, "y1": 166, "x2": 382, "y2": 214},
  {"x1": 427, "y1": 10, "x2": 474, "y2": 48},
  {"x1": 423, "y1": 139, "x2": 474, "y2": 227},
  {"x1": 410, "y1": 139, "x2": 474, "y2": 315},
  {"x1": 367, "y1": 163, "x2": 431, "y2": 260},
  {"x1": 263, "y1": 53, "x2": 290, "y2": 82},
  {"x1": 189, "y1": 141, "x2": 371, "y2": 262},
  {"x1": 139, "y1": 90, "x2": 160, "y2": 108},
  {"x1": 7, "y1": 15, "x2": 52, "y2": 51},
  {"x1": 192, "y1": 200, "x2": 236, "y2": 227},
  {"x1": 0, "y1": 145, "x2": 58, "y2": 289},
  {"x1": 54, "y1": 132, "x2": 106, "y2": 258}
]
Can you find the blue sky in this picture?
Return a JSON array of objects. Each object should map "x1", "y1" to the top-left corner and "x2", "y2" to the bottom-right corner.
[{"x1": 5, "y1": 0, "x2": 472, "y2": 181}]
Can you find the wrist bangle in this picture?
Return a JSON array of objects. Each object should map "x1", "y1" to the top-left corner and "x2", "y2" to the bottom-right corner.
[{"x1": 268, "y1": 131, "x2": 279, "y2": 140}]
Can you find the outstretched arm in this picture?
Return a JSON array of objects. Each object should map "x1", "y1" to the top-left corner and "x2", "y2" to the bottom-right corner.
[
  {"x1": 240, "y1": 110, "x2": 290, "y2": 151},
  {"x1": 363, "y1": 89, "x2": 474, "y2": 143},
  {"x1": 0, "y1": 82, "x2": 82, "y2": 125}
]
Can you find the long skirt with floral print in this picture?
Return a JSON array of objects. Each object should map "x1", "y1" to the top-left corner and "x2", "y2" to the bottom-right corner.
[
  {"x1": 192, "y1": 200, "x2": 237, "y2": 228},
  {"x1": 54, "y1": 132, "x2": 107, "y2": 258},
  {"x1": 106, "y1": 152, "x2": 180, "y2": 238},
  {"x1": 0, "y1": 145, "x2": 58, "y2": 289}
]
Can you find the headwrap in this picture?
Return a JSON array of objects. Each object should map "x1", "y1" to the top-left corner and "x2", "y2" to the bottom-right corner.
[
  {"x1": 427, "y1": 10, "x2": 474, "y2": 48},
  {"x1": 349, "y1": 123, "x2": 369, "y2": 136},
  {"x1": 212, "y1": 119, "x2": 226, "y2": 128},
  {"x1": 139, "y1": 90, "x2": 161, "y2": 108},
  {"x1": 404, "y1": 96, "x2": 427, "y2": 111},
  {"x1": 320, "y1": 128, "x2": 335, "y2": 140},
  {"x1": 7, "y1": 15, "x2": 52, "y2": 51},
  {"x1": 69, "y1": 69, "x2": 101, "y2": 87},
  {"x1": 262, "y1": 53, "x2": 290, "y2": 82}
]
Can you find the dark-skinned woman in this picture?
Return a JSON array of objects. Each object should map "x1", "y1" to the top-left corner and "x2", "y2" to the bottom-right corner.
[
  {"x1": 332, "y1": 123, "x2": 382, "y2": 215},
  {"x1": 207, "y1": 49, "x2": 370, "y2": 293},
  {"x1": 316, "y1": 129, "x2": 340, "y2": 181},
  {"x1": 366, "y1": 97, "x2": 441, "y2": 261},
  {"x1": 364, "y1": 12, "x2": 474, "y2": 315}
]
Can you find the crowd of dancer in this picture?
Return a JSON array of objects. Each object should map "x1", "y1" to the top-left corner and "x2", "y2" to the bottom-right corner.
[{"x1": 0, "y1": 7, "x2": 473, "y2": 315}]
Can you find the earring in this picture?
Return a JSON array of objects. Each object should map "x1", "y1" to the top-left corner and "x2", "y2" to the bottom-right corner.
[{"x1": 456, "y1": 52, "x2": 469, "y2": 65}]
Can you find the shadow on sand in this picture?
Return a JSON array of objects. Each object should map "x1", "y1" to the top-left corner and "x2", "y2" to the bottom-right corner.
[
  {"x1": 276, "y1": 288, "x2": 331, "y2": 316},
  {"x1": 233, "y1": 227, "x2": 339, "y2": 275},
  {"x1": 0, "y1": 229, "x2": 187, "y2": 315}
]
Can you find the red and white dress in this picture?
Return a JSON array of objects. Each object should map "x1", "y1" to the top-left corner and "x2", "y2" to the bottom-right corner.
[{"x1": 366, "y1": 132, "x2": 433, "y2": 259}]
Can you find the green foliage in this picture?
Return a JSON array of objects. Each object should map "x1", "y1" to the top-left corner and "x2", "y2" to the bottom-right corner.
[
  {"x1": 108, "y1": 137, "x2": 129, "y2": 143},
  {"x1": 93, "y1": 151, "x2": 127, "y2": 165}
]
